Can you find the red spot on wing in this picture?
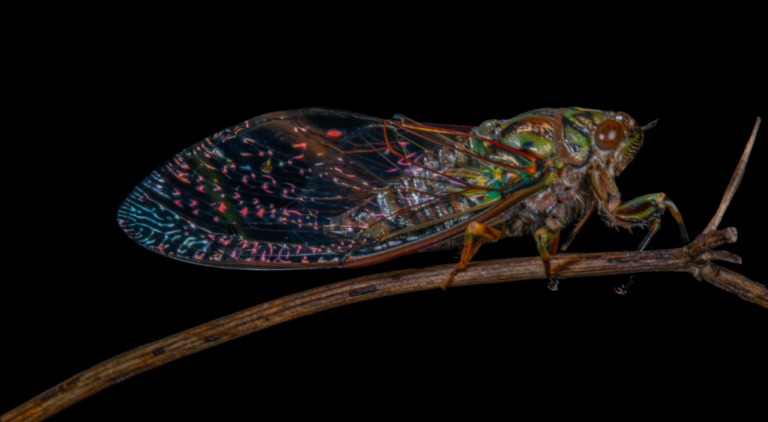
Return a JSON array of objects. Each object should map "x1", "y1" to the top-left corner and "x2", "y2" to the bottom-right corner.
[{"x1": 326, "y1": 130, "x2": 342, "y2": 137}]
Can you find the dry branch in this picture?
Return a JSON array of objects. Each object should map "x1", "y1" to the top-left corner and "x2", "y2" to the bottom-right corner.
[{"x1": 2, "y1": 118, "x2": 762, "y2": 422}]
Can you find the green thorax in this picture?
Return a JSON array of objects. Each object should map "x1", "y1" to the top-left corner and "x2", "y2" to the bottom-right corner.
[{"x1": 471, "y1": 107, "x2": 605, "y2": 166}]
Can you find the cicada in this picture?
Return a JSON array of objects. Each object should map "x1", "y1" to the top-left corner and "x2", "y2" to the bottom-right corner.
[{"x1": 118, "y1": 108, "x2": 689, "y2": 290}]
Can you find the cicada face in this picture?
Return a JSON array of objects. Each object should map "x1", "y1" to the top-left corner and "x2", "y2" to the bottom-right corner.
[{"x1": 561, "y1": 108, "x2": 645, "y2": 174}]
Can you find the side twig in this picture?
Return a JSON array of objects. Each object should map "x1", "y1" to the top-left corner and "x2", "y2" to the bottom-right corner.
[{"x1": 3, "y1": 118, "x2": 762, "y2": 422}]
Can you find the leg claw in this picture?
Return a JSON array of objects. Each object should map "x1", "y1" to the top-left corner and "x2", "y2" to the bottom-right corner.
[
  {"x1": 547, "y1": 278, "x2": 560, "y2": 291},
  {"x1": 615, "y1": 276, "x2": 634, "y2": 295}
]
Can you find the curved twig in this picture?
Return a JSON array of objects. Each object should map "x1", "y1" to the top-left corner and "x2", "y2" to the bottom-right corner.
[{"x1": 3, "y1": 117, "x2": 763, "y2": 422}]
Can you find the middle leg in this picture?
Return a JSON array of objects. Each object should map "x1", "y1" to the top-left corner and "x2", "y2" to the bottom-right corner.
[{"x1": 534, "y1": 225, "x2": 562, "y2": 291}]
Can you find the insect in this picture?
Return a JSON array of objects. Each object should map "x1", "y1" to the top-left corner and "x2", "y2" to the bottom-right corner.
[{"x1": 118, "y1": 107, "x2": 689, "y2": 291}]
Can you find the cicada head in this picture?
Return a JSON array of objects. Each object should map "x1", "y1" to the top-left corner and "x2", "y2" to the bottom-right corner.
[{"x1": 584, "y1": 110, "x2": 646, "y2": 175}]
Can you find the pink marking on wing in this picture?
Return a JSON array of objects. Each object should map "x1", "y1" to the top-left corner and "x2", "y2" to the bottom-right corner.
[
  {"x1": 334, "y1": 167, "x2": 356, "y2": 177},
  {"x1": 240, "y1": 207, "x2": 248, "y2": 216}
]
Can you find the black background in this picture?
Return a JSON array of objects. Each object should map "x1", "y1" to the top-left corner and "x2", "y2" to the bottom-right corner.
[{"x1": 3, "y1": 21, "x2": 765, "y2": 421}]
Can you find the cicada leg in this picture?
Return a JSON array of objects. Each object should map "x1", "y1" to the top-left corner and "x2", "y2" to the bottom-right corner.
[
  {"x1": 534, "y1": 226, "x2": 561, "y2": 291},
  {"x1": 440, "y1": 222, "x2": 502, "y2": 290},
  {"x1": 613, "y1": 193, "x2": 689, "y2": 244},
  {"x1": 560, "y1": 202, "x2": 595, "y2": 252},
  {"x1": 615, "y1": 218, "x2": 660, "y2": 295},
  {"x1": 609, "y1": 193, "x2": 690, "y2": 295}
]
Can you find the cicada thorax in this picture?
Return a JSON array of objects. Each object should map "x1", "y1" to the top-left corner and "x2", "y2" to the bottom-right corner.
[{"x1": 471, "y1": 108, "x2": 603, "y2": 238}]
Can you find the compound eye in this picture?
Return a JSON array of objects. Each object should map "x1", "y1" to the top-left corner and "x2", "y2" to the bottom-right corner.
[{"x1": 595, "y1": 119, "x2": 625, "y2": 150}]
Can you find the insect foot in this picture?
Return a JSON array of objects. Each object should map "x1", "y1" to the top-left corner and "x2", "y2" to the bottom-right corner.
[
  {"x1": 615, "y1": 276, "x2": 634, "y2": 295},
  {"x1": 547, "y1": 278, "x2": 560, "y2": 291}
]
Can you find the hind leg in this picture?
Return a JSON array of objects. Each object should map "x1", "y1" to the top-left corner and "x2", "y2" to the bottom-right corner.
[{"x1": 440, "y1": 222, "x2": 502, "y2": 290}]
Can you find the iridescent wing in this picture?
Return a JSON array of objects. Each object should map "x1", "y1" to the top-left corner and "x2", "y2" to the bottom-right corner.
[{"x1": 117, "y1": 108, "x2": 547, "y2": 269}]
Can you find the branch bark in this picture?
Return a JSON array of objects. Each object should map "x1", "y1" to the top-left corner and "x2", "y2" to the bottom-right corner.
[{"x1": 3, "y1": 118, "x2": 762, "y2": 422}]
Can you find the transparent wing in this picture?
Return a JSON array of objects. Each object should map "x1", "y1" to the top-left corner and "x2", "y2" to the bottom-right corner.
[{"x1": 117, "y1": 108, "x2": 546, "y2": 269}]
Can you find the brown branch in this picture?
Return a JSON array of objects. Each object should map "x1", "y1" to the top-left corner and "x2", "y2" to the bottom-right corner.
[
  {"x1": 3, "y1": 117, "x2": 763, "y2": 422},
  {"x1": 3, "y1": 229, "x2": 765, "y2": 422}
]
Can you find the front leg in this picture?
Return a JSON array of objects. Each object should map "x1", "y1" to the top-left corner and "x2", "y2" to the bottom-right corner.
[
  {"x1": 590, "y1": 167, "x2": 690, "y2": 293},
  {"x1": 613, "y1": 193, "x2": 690, "y2": 245},
  {"x1": 590, "y1": 167, "x2": 690, "y2": 246},
  {"x1": 613, "y1": 193, "x2": 689, "y2": 294}
]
